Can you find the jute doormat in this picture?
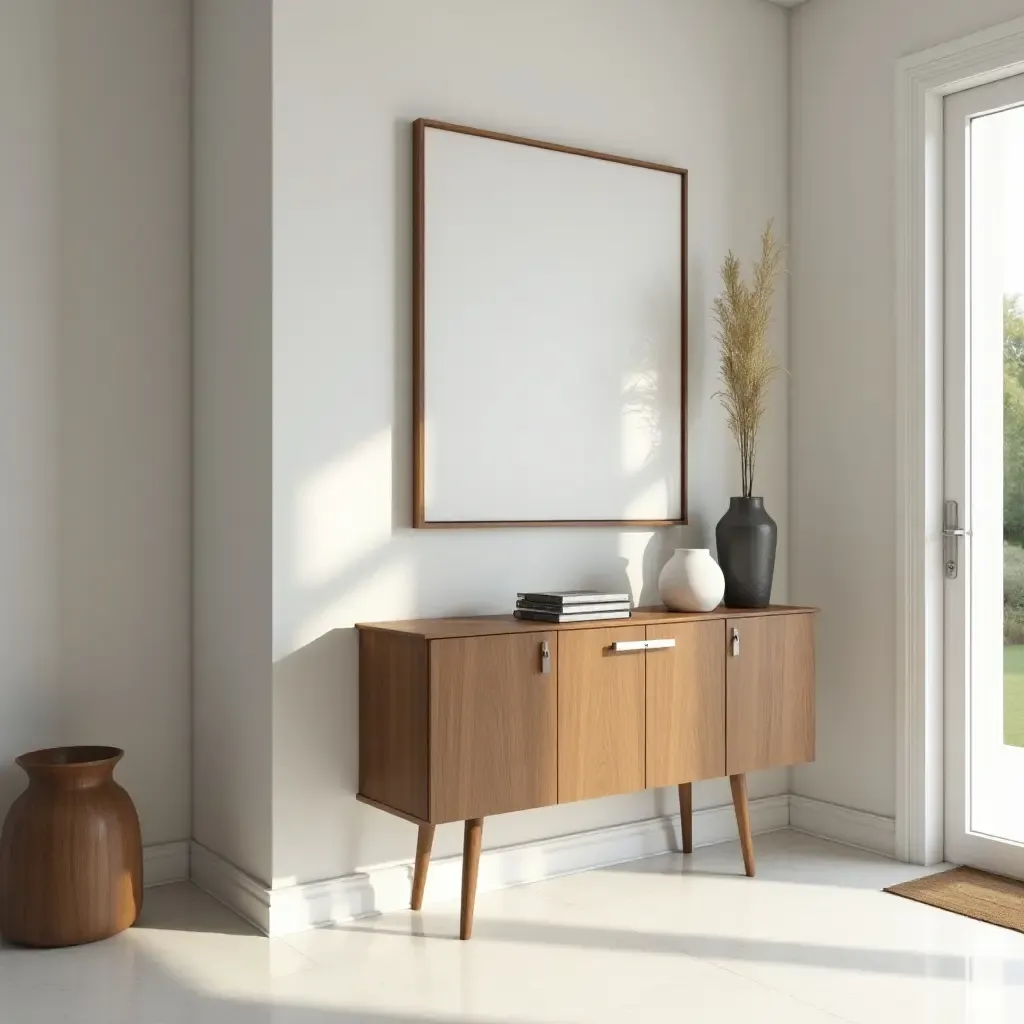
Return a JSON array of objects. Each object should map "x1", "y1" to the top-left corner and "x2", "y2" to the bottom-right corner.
[{"x1": 885, "y1": 866, "x2": 1024, "y2": 933}]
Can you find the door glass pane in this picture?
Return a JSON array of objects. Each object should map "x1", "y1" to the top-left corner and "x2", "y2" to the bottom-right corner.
[
  {"x1": 986, "y1": 108, "x2": 1024, "y2": 748},
  {"x1": 972, "y1": 103, "x2": 1024, "y2": 842}
]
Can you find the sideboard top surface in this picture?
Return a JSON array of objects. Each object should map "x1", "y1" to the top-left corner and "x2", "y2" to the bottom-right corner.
[{"x1": 356, "y1": 605, "x2": 817, "y2": 640}]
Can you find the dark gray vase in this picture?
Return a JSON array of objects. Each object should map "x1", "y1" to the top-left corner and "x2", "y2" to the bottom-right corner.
[{"x1": 715, "y1": 497, "x2": 777, "y2": 608}]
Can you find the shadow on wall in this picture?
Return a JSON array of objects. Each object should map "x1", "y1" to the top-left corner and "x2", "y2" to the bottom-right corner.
[
  {"x1": 272, "y1": 629, "x2": 362, "y2": 882},
  {"x1": 270, "y1": 524, "x2": 722, "y2": 888},
  {"x1": 270, "y1": 113, "x2": 734, "y2": 887}
]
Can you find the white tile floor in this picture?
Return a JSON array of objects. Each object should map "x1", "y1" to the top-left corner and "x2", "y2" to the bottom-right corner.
[{"x1": 4, "y1": 830, "x2": 1024, "y2": 1022}]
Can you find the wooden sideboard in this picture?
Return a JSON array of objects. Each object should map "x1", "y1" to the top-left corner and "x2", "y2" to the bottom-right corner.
[{"x1": 357, "y1": 605, "x2": 816, "y2": 938}]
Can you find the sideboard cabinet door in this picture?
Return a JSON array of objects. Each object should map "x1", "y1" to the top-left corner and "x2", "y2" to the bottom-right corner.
[
  {"x1": 429, "y1": 633, "x2": 557, "y2": 823},
  {"x1": 557, "y1": 626, "x2": 646, "y2": 803},
  {"x1": 645, "y1": 621, "x2": 726, "y2": 787},
  {"x1": 726, "y1": 613, "x2": 815, "y2": 775}
]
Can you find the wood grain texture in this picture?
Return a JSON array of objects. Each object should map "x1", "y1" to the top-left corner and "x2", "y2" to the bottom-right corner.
[
  {"x1": 430, "y1": 633, "x2": 557, "y2": 823},
  {"x1": 645, "y1": 621, "x2": 726, "y2": 787},
  {"x1": 411, "y1": 824, "x2": 434, "y2": 910},
  {"x1": 412, "y1": 119, "x2": 426, "y2": 527},
  {"x1": 730, "y1": 774, "x2": 756, "y2": 877},
  {"x1": 358, "y1": 605, "x2": 817, "y2": 640},
  {"x1": 726, "y1": 613, "x2": 816, "y2": 775},
  {"x1": 0, "y1": 747, "x2": 142, "y2": 947},
  {"x1": 678, "y1": 782, "x2": 693, "y2": 854},
  {"x1": 557, "y1": 626, "x2": 646, "y2": 803},
  {"x1": 358, "y1": 630, "x2": 429, "y2": 821},
  {"x1": 460, "y1": 818, "x2": 483, "y2": 940},
  {"x1": 412, "y1": 117, "x2": 688, "y2": 529}
]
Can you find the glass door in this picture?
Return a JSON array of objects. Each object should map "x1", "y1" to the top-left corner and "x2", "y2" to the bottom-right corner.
[{"x1": 945, "y1": 74, "x2": 1024, "y2": 874}]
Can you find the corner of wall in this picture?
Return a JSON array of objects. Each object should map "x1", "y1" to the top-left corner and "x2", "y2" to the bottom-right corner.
[{"x1": 191, "y1": 0, "x2": 274, "y2": 886}]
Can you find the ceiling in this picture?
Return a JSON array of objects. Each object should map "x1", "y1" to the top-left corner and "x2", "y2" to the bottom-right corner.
[{"x1": 767, "y1": 0, "x2": 810, "y2": 6}]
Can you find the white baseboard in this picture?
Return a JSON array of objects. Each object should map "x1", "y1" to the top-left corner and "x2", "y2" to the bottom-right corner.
[
  {"x1": 177, "y1": 791, "x2": 908, "y2": 935},
  {"x1": 264, "y1": 794, "x2": 789, "y2": 936},
  {"x1": 189, "y1": 840, "x2": 271, "y2": 933},
  {"x1": 187, "y1": 795, "x2": 903, "y2": 936},
  {"x1": 789, "y1": 794, "x2": 897, "y2": 858},
  {"x1": 143, "y1": 841, "x2": 190, "y2": 887}
]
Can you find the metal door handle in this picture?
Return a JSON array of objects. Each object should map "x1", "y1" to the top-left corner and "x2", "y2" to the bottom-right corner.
[
  {"x1": 731, "y1": 628, "x2": 740, "y2": 657},
  {"x1": 943, "y1": 499, "x2": 972, "y2": 579},
  {"x1": 610, "y1": 639, "x2": 676, "y2": 653},
  {"x1": 540, "y1": 641, "x2": 551, "y2": 674}
]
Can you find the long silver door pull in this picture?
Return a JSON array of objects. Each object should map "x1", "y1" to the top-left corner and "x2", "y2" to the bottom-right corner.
[
  {"x1": 610, "y1": 639, "x2": 675, "y2": 653},
  {"x1": 540, "y1": 641, "x2": 551, "y2": 673},
  {"x1": 943, "y1": 499, "x2": 971, "y2": 579},
  {"x1": 731, "y1": 628, "x2": 740, "y2": 657}
]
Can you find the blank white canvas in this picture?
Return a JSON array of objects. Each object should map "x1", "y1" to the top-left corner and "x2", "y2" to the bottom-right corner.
[{"x1": 422, "y1": 126, "x2": 683, "y2": 523}]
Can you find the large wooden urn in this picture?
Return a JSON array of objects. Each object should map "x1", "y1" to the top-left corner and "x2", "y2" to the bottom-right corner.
[{"x1": 0, "y1": 746, "x2": 142, "y2": 947}]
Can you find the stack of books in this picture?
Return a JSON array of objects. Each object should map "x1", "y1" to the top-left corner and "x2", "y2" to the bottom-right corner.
[{"x1": 513, "y1": 590, "x2": 632, "y2": 623}]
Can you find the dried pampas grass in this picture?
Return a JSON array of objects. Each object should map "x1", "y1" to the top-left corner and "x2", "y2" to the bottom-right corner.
[{"x1": 713, "y1": 222, "x2": 784, "y2": 498}]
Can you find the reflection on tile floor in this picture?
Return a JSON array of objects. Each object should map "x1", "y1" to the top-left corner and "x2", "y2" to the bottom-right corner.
[{"x1": 3, "y1": 830, "x2": 1024, "y2": 1022}]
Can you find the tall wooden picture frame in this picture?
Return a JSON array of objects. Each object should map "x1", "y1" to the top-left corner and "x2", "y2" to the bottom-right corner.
[{"x1": 413, "y1": 118, "x2": 687, "y2": 528}]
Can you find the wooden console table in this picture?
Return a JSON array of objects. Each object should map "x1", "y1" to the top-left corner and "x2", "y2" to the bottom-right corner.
[{"x1": 356, "y1": 605, "x2": 816, "y2": 938}]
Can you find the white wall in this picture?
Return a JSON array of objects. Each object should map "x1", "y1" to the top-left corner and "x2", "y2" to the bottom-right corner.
[
  {"x1": 193, "y1": 0, "x2": 274, "y2": 884},
  {"x1": 0, "y1": 0, "x2": 60, "y2": 821},
  {"x1": 272, "y1": 0, "x2": 790, "y2": 887},
  {"x1": 0, "y1": 0, "x2": 190, "y2": 846},
  {"x1": 789, "y1": 0, "x2": 1024, "y2": 818}
]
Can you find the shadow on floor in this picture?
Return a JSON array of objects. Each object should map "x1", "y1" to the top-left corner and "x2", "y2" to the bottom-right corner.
[
  {"x1": 341, "y1": 918, "x2": 1024, "y2": 984},
  {"x1": 134, "y1": 882, "x2": 259, "y2": 936},
  {"x1": 605, "y1": 831, "x2": 950, "y2": 890}
]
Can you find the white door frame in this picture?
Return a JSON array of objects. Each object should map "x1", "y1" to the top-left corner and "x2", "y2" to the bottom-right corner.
[{"x1": 895, "y1": 15, "x2": 1024, "y2": 865}]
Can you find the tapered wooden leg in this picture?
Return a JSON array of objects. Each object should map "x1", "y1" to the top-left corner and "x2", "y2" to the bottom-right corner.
[
  {"x1": 678, "y1": 782, "x2": 693, "y2": 854},
  {"x1": 411, "y1": 824, "x2": 434, "y2": 910},
  {"x1": 729, "y1": 773, "x2": 756, "y2": 877},
  {"x1": 460, "y1": 817, "x2": 484, "y2": 940}
]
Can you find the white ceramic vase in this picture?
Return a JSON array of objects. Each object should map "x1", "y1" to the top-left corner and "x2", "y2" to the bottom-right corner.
[{"x1": 658, "y1": 548, "x2": 725, "y2": 612}]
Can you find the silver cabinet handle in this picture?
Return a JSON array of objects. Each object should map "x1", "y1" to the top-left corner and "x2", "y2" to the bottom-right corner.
[
  {"x1": 540, "y1": 641, "x2": 551, "y2": 674},
  {"x1": 731, "y1": 628, "x2": 740, "y2": 657},
  {"x1": 610, "y1": 639, "x2": 676, "y2": 653}
]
